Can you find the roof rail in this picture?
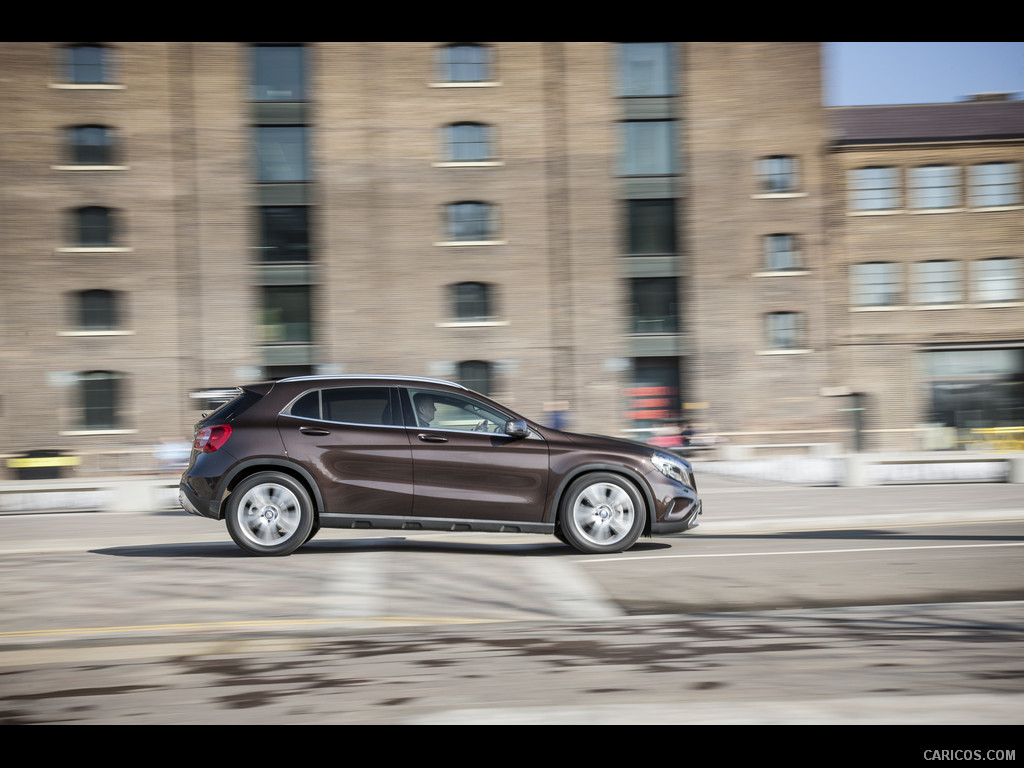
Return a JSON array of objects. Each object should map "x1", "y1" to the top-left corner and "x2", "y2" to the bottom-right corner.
[{"x1": 275, "y1": 374, "x2": 468, "y2": 390}]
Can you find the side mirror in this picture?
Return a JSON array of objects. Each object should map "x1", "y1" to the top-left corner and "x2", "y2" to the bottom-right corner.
[{"x1": 505, "y1": 419, "x2": 530, "y2": 439}]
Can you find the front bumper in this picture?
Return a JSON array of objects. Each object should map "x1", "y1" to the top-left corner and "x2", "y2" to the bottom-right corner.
[{"x1": 651, "y1": 497, "x2": 702, "y2": 535}]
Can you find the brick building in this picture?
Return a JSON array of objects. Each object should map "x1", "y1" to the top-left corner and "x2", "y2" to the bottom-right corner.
[
  {"x1": 0, "y1": 42, "x2": 1020, "y2": 467},
  {"x1": 829, "y1": 98, "x2": 1024, "y2": 450}
]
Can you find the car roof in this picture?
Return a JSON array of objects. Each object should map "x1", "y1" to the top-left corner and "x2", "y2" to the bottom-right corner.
[{"x1": 274, "y1": 375, "x2": 469, "y2": 390}]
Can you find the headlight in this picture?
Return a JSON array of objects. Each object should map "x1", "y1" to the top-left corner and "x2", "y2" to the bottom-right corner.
[{"x1": 651, "y1": 454, "x2": 691, "y2": 487}]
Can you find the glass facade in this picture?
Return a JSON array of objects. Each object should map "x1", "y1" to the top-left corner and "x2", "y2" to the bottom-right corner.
[
  {"x1": 258, "y1": 206, "x2": 311, "y2": 262},
  {"x1": 626, "y1": 199, "x2": 677, "y2": 254},
  {"x1": 252, "y1": 45, "x2": 306, "y2": 101},
  {"x1": 925, "y1": 349, "x2": 1024, "y2": 431},
  {"x1": 621, "y1": 121, "x2": 674, "y2": 175},
  {"x1": 618, "y1": 43, "x2": 673, "y2": 97}
]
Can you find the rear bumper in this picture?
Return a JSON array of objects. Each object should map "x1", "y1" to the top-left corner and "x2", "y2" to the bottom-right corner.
[{"x1": 178, "y1": 482, "x2": 220, "y2": 520}]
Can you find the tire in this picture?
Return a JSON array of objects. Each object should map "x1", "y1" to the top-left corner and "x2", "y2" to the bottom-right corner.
[
  {"x1": 558, "y1": 472, "x2": 646, "y2": 554},
  {"x1": 225, "y1": 472, "x2": 314, "y2": 556}
]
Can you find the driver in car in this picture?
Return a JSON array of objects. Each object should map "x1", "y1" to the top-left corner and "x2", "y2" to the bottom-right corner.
[{"x1": 414, "y1": 393, "x2": 437, "y2": 427}]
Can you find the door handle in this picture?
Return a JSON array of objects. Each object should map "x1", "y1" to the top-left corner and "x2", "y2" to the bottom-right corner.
[
  {"x1": 417, "y1": 433, "x2": 448, "y2": 443},
  {"x1": 299, "y1": 426, "x2": 331, "y2": 436}
]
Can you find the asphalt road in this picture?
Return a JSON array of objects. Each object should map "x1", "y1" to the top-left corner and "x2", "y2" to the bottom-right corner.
[{"x1": 0, "y1": 472, "x2": 1022, "y2": 725}]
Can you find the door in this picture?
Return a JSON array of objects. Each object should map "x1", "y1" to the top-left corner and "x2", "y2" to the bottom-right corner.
[
  {"x1": 278, "y1": 386, "x2": 414, "y2": 517},
  {"x1": 404, "y1": 387, "x2": 549, "y2": 522}
]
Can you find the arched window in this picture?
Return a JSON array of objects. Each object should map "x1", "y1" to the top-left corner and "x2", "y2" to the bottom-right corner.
[
  {"x1": 847, "y1": 166, "x2": 900, "y2": 211},
  {"x1": 77, "y1": 289, "x2": 119, "y2": 330},
  {"x1": 437, "y1": 43, "x2": 492, "y2": 83},
  {"x1": 765, "y1": 312, "x2": 803, "y2": 350},
  {"x1": 763, "y1": 234, "x2": 800, "y2": 271},
  {"x1": 850, "y1": 262, "x2": 902, "y2": 307},
  {"x1": 972, "y1": 258, "x2": 1021, "y2": 303},
  {"x1": 67, "y1": 125, "x2": 115, "y2": 165},
  {"x1": 969, "y1": 162, "x2": 1020, "y2": 208},
  {"x1": 757, "y1": 155, "x2": 799, "y2": 194},
  {"x1": 65, "y1": 44, "x2": 111, "y2": 84},
  {"x1": 910, "y1": 165, "x2": 960, "y2": 209},
  {"x1": 913, "y1": 260, "x2": 962, "y2": 304},
  {"x1": 458, "y1": 360, "x2": 492, "y2": 396},
  {"x1": 73, "y1": 206, "x2": 116, "y2": 247},
  {"x1": 452, "y1": 282, "x2": 492, "y2": 320},
  {"x1": 446, "y1": 202, "x2": 495, "y2": 241},
  {"x1": 78, "y1": 371, "x2": 122, "y2": 430},
  {"x1": 445, "y1": 122, "x2": 492, "y2": 162}
]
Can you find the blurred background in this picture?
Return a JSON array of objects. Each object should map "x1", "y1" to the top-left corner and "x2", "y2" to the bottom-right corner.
[{"x1": 1, "y1": 42, "x2": 1022, "y2": 478}]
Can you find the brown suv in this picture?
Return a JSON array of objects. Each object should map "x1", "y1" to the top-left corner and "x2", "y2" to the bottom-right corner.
[{"x1": 179, "y1": 375, "x2": 702, "y2": 556}]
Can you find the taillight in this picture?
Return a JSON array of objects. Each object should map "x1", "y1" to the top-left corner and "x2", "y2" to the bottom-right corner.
[{"x1": 194, "y1": 424, "x2": 232, "y2": 453}]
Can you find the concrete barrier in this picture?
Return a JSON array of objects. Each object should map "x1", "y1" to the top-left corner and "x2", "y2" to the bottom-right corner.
[
  {"x1": 0, "y1": 476, "x2": 181, "y2": 514},
  {"x1": 842, "y1": 453, "x2": 1024, "y2": 487}
]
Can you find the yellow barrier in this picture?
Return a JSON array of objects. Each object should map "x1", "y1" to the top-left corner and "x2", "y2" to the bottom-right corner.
[
  {"x1": 6, "y1": 456, "x2": 81, "y2": 469},
  {"x1": 969, "y1": 427, "x2": 1024, "y2": 452}
]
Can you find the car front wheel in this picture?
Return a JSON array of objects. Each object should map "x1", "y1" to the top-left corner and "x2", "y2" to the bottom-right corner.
[
  {"x1": 226, "y1": 472, "x2": 314, "y2": 556},
  {"x1": 558, "y1": 473, "x2": 645, "y2": 554}
]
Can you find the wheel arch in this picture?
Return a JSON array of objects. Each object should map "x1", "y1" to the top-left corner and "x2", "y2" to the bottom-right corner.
[
  {"x1": 549, "y1": 463, "x2": 654, "y2": 536},
  {"x1": 215, "y1": 458, "x2": 325, "y2": 520}
]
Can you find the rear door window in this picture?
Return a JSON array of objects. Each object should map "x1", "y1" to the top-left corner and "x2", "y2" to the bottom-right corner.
[{"x1": 285, "y1": 386, "x2": 400, "y2": 426}]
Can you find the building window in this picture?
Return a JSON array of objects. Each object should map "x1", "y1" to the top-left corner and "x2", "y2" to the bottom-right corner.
[
  {"x1": 763, "y1": 234, "x2": 800, "y2": 271},
  {"x1": 78, "y1": 371, "x2": 121, "y2": 430},
  {"x1": 77, "y1": 289, "x2": 119, "y2": 330},
  {"x1": 255, "y1": 126, "x2": 309, "y2": 182},
  {"x1": 969, "y1": 162, "x2": 1020, "y2": 208},
  {"x1": 258, "y1": 206, "x2": 311, "y2": 262},
  {"x1": 850, "y1": 262, "x2": 902, "y2": 307},
  {"x1": 458, "y1": 360, "x2": 492, "y2": 396},
  {"x1": 262, "y1": 285, "x2": 312, "y2": 343},
  {"x1": 67, "y1": 125, "x2": 115, "y2": 165},
  {"x1": 910, "y1": 165, "x2": 960, "y2": 209},
  {"x1": 626, "y1": 199, "x2": 677, "y2": 255},
  {"x1": 251, "y1": 44, "x2": 306, "y2": 102},
  {"x1": 65, "y1": 44, "x2": 110, "y2": 84},
  {"x1": 757, "y1": 155, "x2": 799, "y2": 194},
  {"x1": 848, "y1": 166, "x2": 900, "y2": 211},
  {"x1": 765, "y1": 312, "x2": 802, "y2": 350},
  {"x1": 913, "y1": 260, "x2": 962, "y2": 304},
  {"x1": 631, "y1": 278, "x2": 678, "y2": 334},
  {"x1": 438, "y1": 44, "x2": 492, "y2": 83},
  {"x1": 452, "y1": 282, "x2": 492, "y2": 321},
  {"x1": 972, "y1": 258, "x2": 1021, "y2": 303},
  {"x1": 446, "y1": 202, "x2": 495, "y2": 241},
  {"x1": 618, "y1": 43, "x2": 673, "y2": 97},
  {"x1": 444, "y1": 123, "x2": 492, "y2": 162},
  {"x1": 622, "y1": 121, "x2": 674, "y2": 175},
  {"x1": 73, "y1": 206, "x2": 115, "y2": 247}
]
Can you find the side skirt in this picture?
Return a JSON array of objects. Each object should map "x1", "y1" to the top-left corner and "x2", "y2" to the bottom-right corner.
[{"x1": 319, "y1": 513, "x2": 554, "y2": 535}]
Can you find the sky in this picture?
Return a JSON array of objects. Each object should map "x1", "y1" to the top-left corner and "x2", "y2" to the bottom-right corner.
[{"x1": 824, "y1": 42, "x2": 1024, "y2": 106}]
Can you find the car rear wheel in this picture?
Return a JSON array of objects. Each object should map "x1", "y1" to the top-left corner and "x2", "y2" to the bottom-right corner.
[
  {"x1": 558, "y1": 473, "x2": 645, "y2": 554},
  {"x1": 226, "y1": 472, "x2": 314, "y2": 556}
]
